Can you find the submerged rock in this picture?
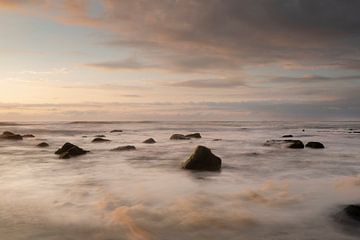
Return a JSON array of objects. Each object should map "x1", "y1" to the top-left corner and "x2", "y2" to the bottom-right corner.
[
  {"x1": 305, "y1": 141, "x2": 325, "y2": 149},
  {"x1": 143, "y1": 138, "x2": 156, "y2": 144},
  {"x1": 264, "y1": 139, "x2": 304, "y2": 149},
  {"x1": 22, "y1": 134, "x2": 35, "y2": 138},
  {"x1": 182, "y1": 145, "x2": 222, "y2": 171},
  {"x1": 55, "y1": 142, "x2": 89, "y2": 159},
  {"x1": 110, "y1": 129, "x2": 123, "y2": 133},
  {"x1": 37, "y1": 142, "x2": 49, "y2": 148},
  {"x1": 213, "y1": 138, "x2": 222, "y2": 141},
  {"x1": 111, "y1": 145, "x2": 136, "y2": 151},
  {"x1": 282, "y1": 135, "x2": 293, "y2": 138},
  {"x1": 94, "y1": 134, "x2": 106, "y2": 138},
  {"x1": 92, "y1": 137, "x2": 111, "y2": 143},
  {"x1": 170, "y1": 134, "x2": 190, "y2": 140},
  {"x1": 185, "y1": 133, "x2": 202, "y2": 138},
  {"x1": 0, "y1": 131, "x2": 23, "y2": 140}
]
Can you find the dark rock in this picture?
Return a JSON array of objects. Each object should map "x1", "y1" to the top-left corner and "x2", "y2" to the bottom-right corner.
[
  {"x1": 110, "y1": 130, "x2": 123, "y2": 133},
  {"x1": 55, "y1": 142, "x2": 88, "y2": 159},
  {"x1": 302, "y1": 129, "x2": 305, "y2": 132},
  {"x1": 282, "y1": 135, "x2": 293, "y2": 138},
  {"x1": 264, "y1": 139, "x2": 304, "y2": 149},
  {"x1": 213, "y1": 138, "x2": 222, "y2": 141},
  {"x1": 37, "y1": 142, "x2": 49, "y2": 148},
  {"x1": 92, "y1": 137, "x2": 111, "y2": 143},
  {"x1": 305, "y1": 141, "x2": 325, "y2": 149},
  {"x1": 343, "y1": 205, "x2": 360, "y2": 222},
  {"x1": 143, "y1": 138, "x2": 156, "y2": 144},
  {"x1": 0, "y1": 131, "x2": 23, "y2": 140},
  {"x1": 182, "y1": 145, "x2": 222, "y2": 171},
  {"x1": 22, "y1": 134, "x2": 35, "y2": 138},
  {"x1": 335, "y1": 204, "x2": 360, "y2": 225},
  {"x1": 111, "y1": 145, "x2": 136, "y2": 151},
  {"x1": 185, "y1": 133, "x2": 202, "y2": 138},
  {"x1": 170, "y1": 134, "x2": 190, "y2": 140},
  {"x1": 94, "y1": 134, "x2": 106, "y2": 138},
  {"x1": 82, "y1": 136, "x2": 88, "y2": 138}
]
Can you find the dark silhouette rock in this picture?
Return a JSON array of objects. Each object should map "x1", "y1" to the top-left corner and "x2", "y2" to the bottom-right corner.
[
  {"x1": 110, "y1": 130, "x2": 123, "y2": 133},
  {"x1": 55, "y1": 142, "x2": 88, "y2": 159},
  {"x1": 264, "y1": 140, "x2": 304, "y2": 149},
  {"x1": 343, "y1": 205, "x2": 360, "y2": 222},
  {"x1": 170, "y1": 134, "x2": 190, "y2": 140},
  {"x1": 282, "y1": 135, "x2": 293, "y2": 138},
  {"x1": 143, "y1": 138, "x2": 156, "y2": 144},
  {"x1": 94, "y1": 134, "x2": 106, "y2": 138},
  {"x1": 182, "y1": 145, "x2": 222, "y2": 171},
  {"x1": 335, "y1": 204, "x2": 360, "y2": 225},
  {"x1": 111, "y1": 145, "x2": 136, "y2": 151},
  {"x1": 185, "y1": 133, "x2": 202, "y2": 138},
  {"x1": 305, "y1": 142, "x2": 325, "y2": 149},
  {"x1": 213, "y1": 138, "x2": 222, "y2": 141},
  {"x1": 37, "y1": 142, "x2": 49, "y2": 148},
  {"x1": 0, "y1": 131, "x2": 23, "y2": 140},
  {"x1": 22, "y1": 134, "x2": 35, "y2": 138},
  {"x1": 92, "y1": 137, "x2": 111, "y2": 143}
]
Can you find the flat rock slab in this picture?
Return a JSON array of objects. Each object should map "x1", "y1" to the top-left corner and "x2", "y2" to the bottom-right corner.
[
  {"x1": 264, "y1": 139, "x2": 304, "y2": 149},
  {"x1": 170, "y1": 134, "x2": 190, "y2": 140},
  {"x1": 92, "y1": 137, "x2": 111, "y2": 143},
  {"x1": 0, "y1": 131, "x2": 23, "y2": 140},
  {"x1": 111, "y1": 145, "x2": 136, "y2": 151}
]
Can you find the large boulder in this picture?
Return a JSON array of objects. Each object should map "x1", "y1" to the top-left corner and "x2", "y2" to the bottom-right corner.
[
  {"x1": 55, "y1": 142, "x2": 89, "y2": 159},
  {"x1": 264, "y1": 140, "x2": 304, "y2": 149},
  {"x1": 143, "y1": 138, "x2": 156, "y2": 144},
  {"x1": 0, "y1": 131, "x2": 23, "y2": 140},
  {"x1": 182, "y1": 145, "x2": 222, "y2": 171},
  {"x1": 92, "y1": 137, "x2": 111, "y2": 143},
  {"x1": 305, "y1": 142, "x2": 325, "y2": 149},
  {"x1": 37, "y1": 142, "x2": 49, "y2": 148},
  {"x1": 111, "y1": 145, "x2": 136, "y2": 151},
  {"x1": 185, "y1": 133, "x2": 202, "y2": 138},
  {"x1": 170, "y1": 134, "x2": 190, "y2": 140}
]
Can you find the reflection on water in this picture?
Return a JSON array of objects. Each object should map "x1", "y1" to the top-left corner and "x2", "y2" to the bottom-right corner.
[{"x1": 0, "y1": 121, "x2": 360, "y2": 240}]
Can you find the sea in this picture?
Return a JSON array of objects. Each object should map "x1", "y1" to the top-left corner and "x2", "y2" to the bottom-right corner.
[{"x1": 0, "y1": 121, "x2": 359, "y2": 240}]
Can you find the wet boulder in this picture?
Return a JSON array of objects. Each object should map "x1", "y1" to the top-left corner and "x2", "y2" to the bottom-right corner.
[
  {"x1": 55, "y1": 142, "x2": 89, "y2": 159},
  {"x1": 185, "y1": 133, "x2": 202, "y2": 138},
  {"x1": 37, "y1": 142, "x2": 49, "y2": 148},
  {"x1": 0, "y1": 131, "x2": 23, "y2": 140},
  {"x1": 182, "y1": 145, "x2": 222, "y2": 171},
  {"x1": 110, "y1": 129, "x2": 123, "y2": 133},
  {"x1": 143, "y1": 138, "x2": 156, "y2": 144},
  {"x1": 92, "y1": 137, "x2": 111, "y2": 143},
  {"x1": 305, "y1": 141, "x2": 325, "y2": 149},
  {"x1": 264, "y1": 139, "x2": 304, "y2": 149},
  {"x1": 170, "y1": 134, "x2": 190, "y2": 140},
  {"x1": 111, "y1": 145, "x2": 136, "y2": 151},
  {"x1": 282, "y1": 135, "x2": 293, "y2": 138},
  {"x1": 22, "y1": 134, "x2": 35, "y2": 138}
]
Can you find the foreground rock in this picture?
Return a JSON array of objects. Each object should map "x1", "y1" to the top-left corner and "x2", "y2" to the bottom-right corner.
[
  {"x1": 22, "y1": 134, "x2": 35, "y2": 138},
  {"x1": 55, "y1": 142, "x2": 89, "y2": 159},
  {"x1": 143, "y1": 138, "x2": 156, "y2": 144},
  {"x1": 264, "y1": 140, "x2": 304, "y2": 149},
  {"x1": 185, "y1": 133, "x2": 202, "y2": 138},
  {"x1": 182, "y1": 145, "x2": 222, "y2": 171},
  {"x1": 37, "y1": 142, "x2": 49, "y2": 148},
  {"x1": 111, "y1": 145, "x2": 136, "y2": 151},
  {"x1": 170, "y1": 134, "x2": 190, "y2": 140},
  {"x1": 282, "y1": 135, "x2": 293, "y2": 138},
  {"x1": 335, "y1": 204, "x2": 360, "y2": 224},
  {"x1": 92, "y1": 137, "x2": 111, "y2": 143},
  {"x1": 305, "y1": 141, "x2": 325, "y2": 149},
  {"x1": 0, "y1": 131, "x2": 23, "y2": 140},
  {"x1": 110, "y1": 130, "x2": 123, "y2": 133}
]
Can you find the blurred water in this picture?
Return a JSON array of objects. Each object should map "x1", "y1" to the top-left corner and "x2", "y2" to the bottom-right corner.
[{"x1": 0, "y1": 121, "x2": 359, "y2": 240}]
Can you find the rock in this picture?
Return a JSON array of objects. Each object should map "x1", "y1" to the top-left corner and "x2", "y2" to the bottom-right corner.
[
  {"x1": 305, "y1": 141, "x2": 325, "y2": 149},
  {"x1": 111, "y1": 145, "x2": 136, "y2": 151},
  {"x1": 213, "y1": 138, "x2": 222, "y2": 141},
  {"x1": 143, "y1": 138, "x2": 156, "y2": 144},
  {"x1": 55, "y1": 142, "x2": 89, "y2": 159},
  {"x1": 37, "y1": 142, "x2": 49, "y2": 148},
  {"x1": 185, "y1": 133, "x2": 202, "y2": 138},
  {"x1": 94, "y1": 134, "x2": 106, "y2": 138},
  {"x1": 92, "y1": 137, "x2": 111, "y2": 143},
  {"x1": 343, "y1": 205, "x2": 360, "y2": 222},
  {"x1": 170, "y1": 134, "x2": 190, "y2": 140},
  {"x1": 264, "y1": 139, "x2": 304, "y2": 149},
  {"x1": 0, "y1": 131, "x2": 23, "y2": 140},
  {"x1": 182, "y1": 145, "x2": 222, "y2": 171},
  {"x1": 282, "y1": 135, "x2": 293, "y2": 138},
  {"x1": 22, "y1": 134, "x2": 35, "y2": 138},
  {"x1": 110, "y1": 130, "x2": 123, "y2": 133}
]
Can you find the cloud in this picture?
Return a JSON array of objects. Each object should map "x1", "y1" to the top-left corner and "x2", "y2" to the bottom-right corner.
[
  {"x1": 85, "y1": 58, "x2": 151, "y2": 70},
  {"x1": 170, "y1": 77, "x2": 246, "y2": 88},
  {"x1": 270, "y1": 74, "x2": 360, "y2": 83}
]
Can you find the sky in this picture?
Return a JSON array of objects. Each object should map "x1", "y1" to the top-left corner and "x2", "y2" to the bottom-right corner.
[{"x1": 0, "y1": 0, "x2": 359, "y2": 121}]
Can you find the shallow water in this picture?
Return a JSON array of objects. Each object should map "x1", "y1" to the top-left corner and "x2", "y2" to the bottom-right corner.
[{"x1": 0, "y1": 121, "x2": 359, "y2": 240}]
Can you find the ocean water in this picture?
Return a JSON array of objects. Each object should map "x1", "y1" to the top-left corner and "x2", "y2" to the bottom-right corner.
[{"x1": 0, "y1": 121, "x2": 359, "y2": 240}]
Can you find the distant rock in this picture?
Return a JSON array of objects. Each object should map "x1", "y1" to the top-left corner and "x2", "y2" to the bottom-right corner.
[
  {"x1": 37, "y1": 142, "x2": 49, "y2": 148},
  {"x1": 0, "y1": 131, "x2": 23, "y2": 140},
  {"x1": 170, "y1": 134, "x2": 190, "y2": 140},
  {"x1": 22, "y1": 134, "x2": 35, "y2": 138},
  {"x1": 110, "y1": 130, "x2": 123, "y2": 133},
  {"x1": 94, "y1": 134, "x2": 106, "y2": 138},
  {"x1": 143, "y1": 138, "x2": 156, "y2": 144},
  {"x1": 55, "y1": 142, "x2": 89, "y2": 159},
  {"x1": 282, "y1": 134, "x2": 293, "y2": 138},
  {"x1": 92, "y1": 137, "x2": 111, "y2": 143},
  {"x1": 305, "y1": 141, "x2": 325, "y2": 149},
  {"x1": 213, "y1": 138, "x2": 222, "y2": 141},
  {"x1": 182, "y1": 145, "x2": 222, "y2": 171},
  {"x1": 264, "y1": 139, "x2": 304, "y2": 149},
  {"x1": 185, "y1": 133, "x2": 202, "y2": 138},
  {"x1": 111, "y1": 145, "x2": 136, "y2": 151}
]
